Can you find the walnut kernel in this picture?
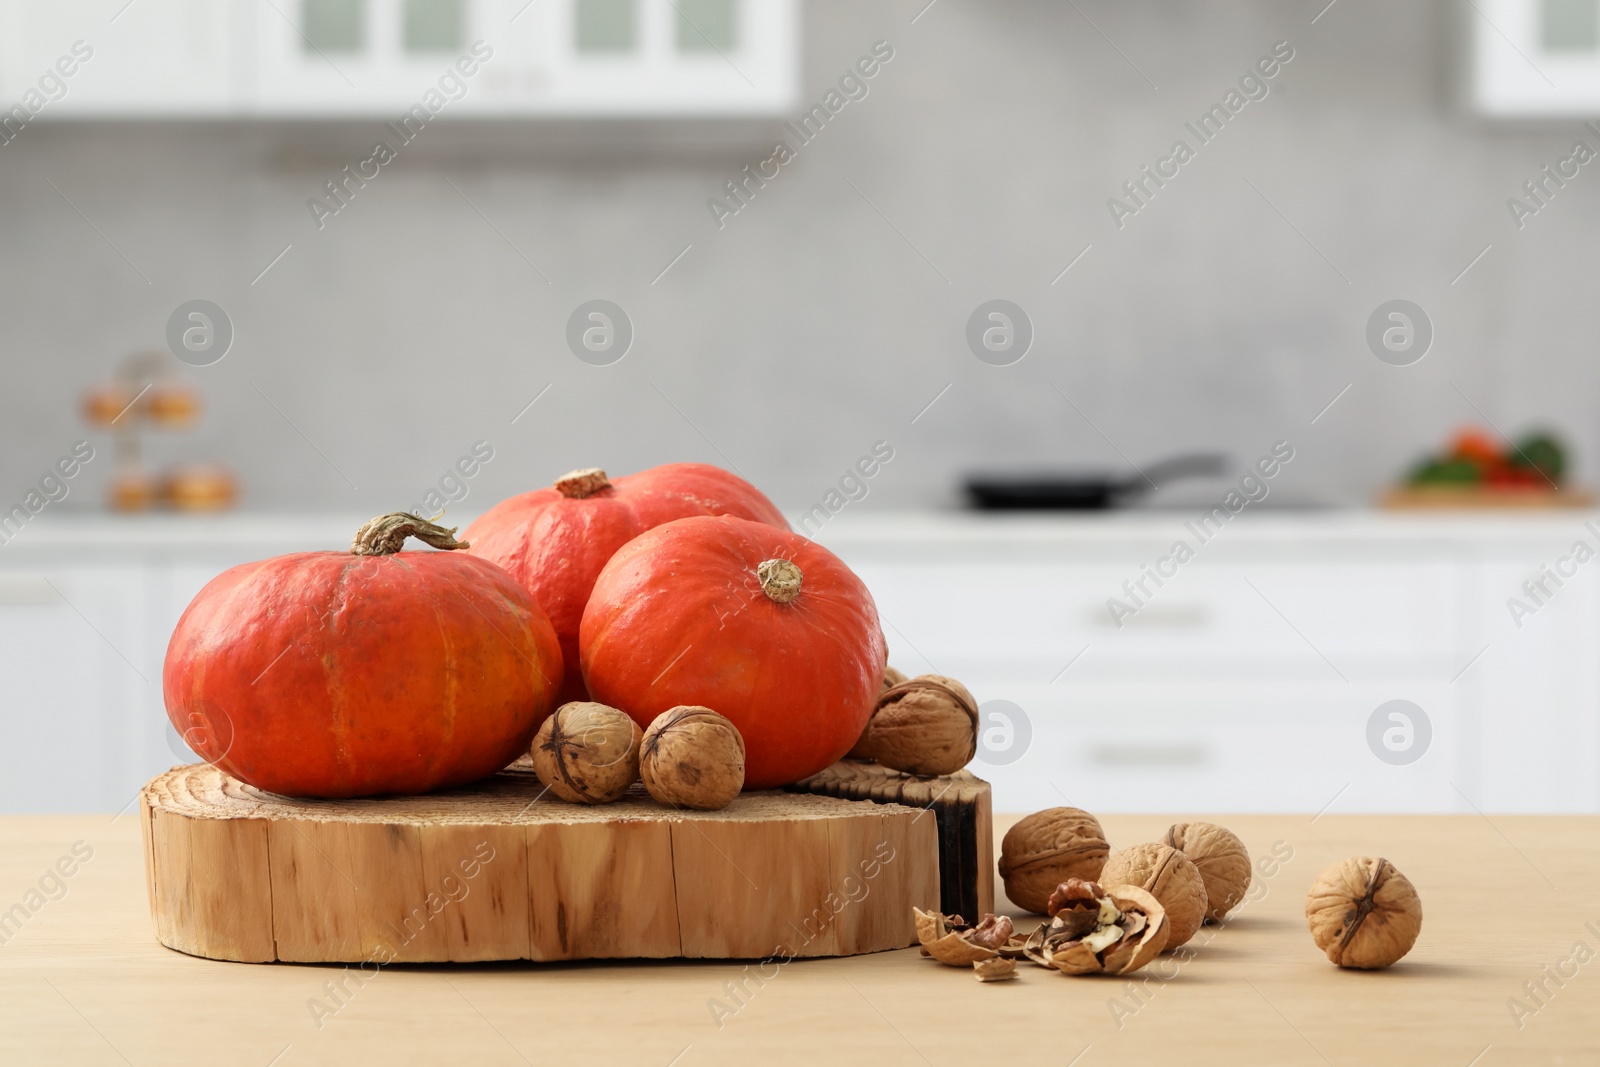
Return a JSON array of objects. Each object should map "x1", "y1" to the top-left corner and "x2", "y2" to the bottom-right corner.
[
  {"x1": 912, "y1": 908, "x2": 1024, "y2": 966},
  {"x1": 1021, "y1": 879, "x2": 1168, "y2": 976}
]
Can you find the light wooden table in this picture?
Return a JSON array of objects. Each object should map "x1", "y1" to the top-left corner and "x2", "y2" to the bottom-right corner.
[{"x1": 1, "y1": 810, "x2": 1594, "y2": 1066}]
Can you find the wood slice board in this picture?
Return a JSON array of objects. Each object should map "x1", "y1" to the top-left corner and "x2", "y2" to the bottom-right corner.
[
  {"x1": 1379, "y1": 485, "x2": 1594, "y2": 509},
  {"x1": 788, "y1": 761, "x2": 992, "y2": 921},
  {"x1": 140, "y1": 762, "x2": 939, "y2": 964}
]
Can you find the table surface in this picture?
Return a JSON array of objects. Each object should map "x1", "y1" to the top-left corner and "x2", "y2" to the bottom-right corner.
[{"x1": 1, "y1": 810, "x2": 1594, "y2": 1066}]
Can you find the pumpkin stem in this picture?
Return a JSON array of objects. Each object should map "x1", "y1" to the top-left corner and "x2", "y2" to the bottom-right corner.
[
  {"x1": 757, "y1": 558, "x2": 802, "y2": 604},
  {"x1": 350, "y1": 513, "x2": 470, "y2": 556},
  {"x1": 555, "y1": 468, "x2": 612, "y2": 499}
]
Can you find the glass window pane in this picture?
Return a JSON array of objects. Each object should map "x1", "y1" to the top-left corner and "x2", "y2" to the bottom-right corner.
[
  {"x1": 676, "y1": 0, "x2": 737, "y2": 52},
  {"x1": 302, "y1": 0, "x2": 365, "y2": 53},
  {"x1": 575, "y1": 0, "x2": 636, "y2": 52},
  {"x1": 1542, "y1": 0, "x2": 1599, "y2": 50},
  {"x1": 405, "y1": 0, "x2": 465, "y2": 51}
]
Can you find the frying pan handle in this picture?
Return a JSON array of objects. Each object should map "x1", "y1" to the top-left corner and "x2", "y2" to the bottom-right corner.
[{"x1": 1123, "y1": 452, "x2": 1231, "y2": 492}]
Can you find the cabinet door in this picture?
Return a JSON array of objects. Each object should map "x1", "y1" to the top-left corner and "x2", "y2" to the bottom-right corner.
[
  {"x1": 1467, "y1": 560, "x2": 1600, "y2": 812},
  {"x1": 0, "y1": 566, "x2": 150, "y2": 813},
  {"x1": 0, "y1": 0, "x2": 232, "y2": 116},
  {"x1": 857, "y1": 552, "x2": 1477, "y2": 815}
]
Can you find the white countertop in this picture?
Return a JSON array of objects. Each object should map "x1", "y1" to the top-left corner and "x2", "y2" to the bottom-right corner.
[{"x1": 5, "y1": 507, "x2": 1597, "y2": 561}]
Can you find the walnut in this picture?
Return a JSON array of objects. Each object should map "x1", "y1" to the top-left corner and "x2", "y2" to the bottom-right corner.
[
  {"x1": 846, "y1": 665, "x2": 910, "y2": 759},
  {"x1": 1099, "y1": 843, "x2": 1208, "y2": 949},
  {"x1": 1164, "y1": 821, "x2": 1252, "y2": 923},
  {"x1": 849, "y1": 674, "x2": 978, "y2": 776},
  {"x1": 1021, "y1": 879, "x2": 1168, "y2": 976},
  {"x1": 530, "y1": 702, "x2": 642, "y2": 804},
  {"x1": 1306, "y1": 856, "x2": 1422, "y2": 969},
  {"x1": 881, "y1": 665, "x2": 909, "y2": 692},
  {"x1": 912, "y1": 908, "x2": 1025, "y2": 966},
  {"x1": 639, "y1": 706, "x2": 745, "y2": 811},
  {"x1": 998, "y1": 808, "x2": 1111, "y2": 914}
]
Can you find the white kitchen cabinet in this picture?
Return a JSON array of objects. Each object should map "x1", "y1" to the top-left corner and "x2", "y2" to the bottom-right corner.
[
  {"x1": 826, "y1": 512, "x2": 1600, "y2": 816},
  {"x1": 0, "y1": 0, "x2": 797, "y2": 118},
  {"x1": 1, "y1": 511, "x2": 1596, "y2": 814},
  {"x1": 1466, "y1": 560, "x2": 1600, "y2": 812},
  {"x1": 0, "y1": 564, "x2": 151, "y2": 813}
]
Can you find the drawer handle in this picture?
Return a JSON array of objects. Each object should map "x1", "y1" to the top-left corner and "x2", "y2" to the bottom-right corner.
[{"x1": 1088, "y1": 743, "x2": 1210, "y2": 767}]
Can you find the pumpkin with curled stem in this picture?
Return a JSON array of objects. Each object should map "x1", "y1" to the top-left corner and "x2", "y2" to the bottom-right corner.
[
  {"x1": 163, "y1": 513, "x2": 564, "y2": 799},
  {"x1": 464, "y1": 463, "x2": 788, "y2": 704},
  {"x1": 580, "y1": 515, "x2": 885, "y2": 789}
]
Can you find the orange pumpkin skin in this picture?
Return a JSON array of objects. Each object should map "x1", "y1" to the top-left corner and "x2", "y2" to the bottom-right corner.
[
  {"x1": 163, "y1": 550, "x2": 563, "y2": 798},
  {"x1": 464, "y1": 463, "x2": 788, "y2": 705},
  {"x1": 579, "y1": 515, "x2": 885, "y2": 789}
]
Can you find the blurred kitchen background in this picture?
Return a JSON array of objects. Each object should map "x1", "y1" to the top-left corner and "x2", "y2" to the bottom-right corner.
[{"x1": 3, "y1": 0, "x2": 1599, "y2": 815}]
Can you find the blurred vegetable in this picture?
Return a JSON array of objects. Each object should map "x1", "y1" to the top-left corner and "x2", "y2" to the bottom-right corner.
[
  {"x1": 1405, "y1": 428, "x2": 1570, "y2": 489},
  {"x1": 1447, "y1": 429, "x2": 1501, "y2": 467},
  {"x1": 1508, "y1": 432, "x2": 1566, "y2": 483},
  {"x1": 1409, "y1": 458, "x2": 1481, "y2": 486}
]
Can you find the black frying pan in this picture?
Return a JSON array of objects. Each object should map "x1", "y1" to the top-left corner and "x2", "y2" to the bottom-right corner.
[{"x1": 964, "y1": 453, "x2": 1231, "y2": 510}]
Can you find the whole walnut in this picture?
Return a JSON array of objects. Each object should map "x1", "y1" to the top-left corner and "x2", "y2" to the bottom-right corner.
[
  {"x1": 531, "y1": 702, "x2": 641, "y2": 804},
  {"x1": 846, "y1": 665, "x2": 910, "y2": 759},
  {"x1": 640, "y1": 706, "x2": 745, "y2": 811},
  {"x1": 1099, "y1": 843, "x2": 1208, "y2": 949},
  {"x1": 850, "y1": 674, "x2": 978, "y2": 776},
  {"x1": 998, "y1": 807, "x2": 1111, "y2": 914},
  {"x1": 1306, "y1": 856, "x2": 1422, "y2": 969},
  {"x1": 1164, "y1": 821, "x2": 1252, "y2": 922}
]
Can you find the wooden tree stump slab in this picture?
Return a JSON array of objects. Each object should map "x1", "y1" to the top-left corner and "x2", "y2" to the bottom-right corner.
[
  {"x1": 788, "y1": 761, "x2": 992, "y2": 921},
  {"x1": 139, "y1": 762, "x2": 939, "y2": 964}
]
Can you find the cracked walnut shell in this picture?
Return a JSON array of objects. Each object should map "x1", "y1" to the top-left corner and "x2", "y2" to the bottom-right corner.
[
  {"x1": 1306, "y1": 856, "x2": 1422, "y2": 969},
  {"x1": 913, "y1": 908, "x2": 1025, "y2": 966},
  {"x1": 999, "y1": 807, "x2": 1111, "y2": 914},
  {"x1": 1022, "y1": 879, "x2": 1168, "y2": 976},
  {"x1": 1164, "y1": 821, "x2": 1252, "y2": 922},
  {"x1": 1099, "y1": 843, "x2": 1208, "y2": 949},
  {"x1": 531, "y1": 702, "x2": 642, "y2": 804},
  {"x1": 850, "y1": 674, "x2": 978, "y2": 776},
  {"x1": 639, "y1": 706, "x2": 745, "y2": 810}
]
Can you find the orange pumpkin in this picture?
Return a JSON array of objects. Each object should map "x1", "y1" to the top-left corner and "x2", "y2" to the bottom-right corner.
[
  {"x1": 163, "y1": 514, "x2": 563, "y2": 798},
  {"x1": 579, "y1": 515, "x2": 885, "y2": 789},
  {"x1": 464, "y1": 463, "x2": 788, "y2": 704}
]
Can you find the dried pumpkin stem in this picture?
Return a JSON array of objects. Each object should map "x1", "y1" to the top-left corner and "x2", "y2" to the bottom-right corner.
[
  {"x1": 350, "y1": 513, "x2": 470, "y2": 556},
  {"x1": 555, "y1": 468, "x2": 611, "y2": 498},
  {"x1": 757, "y1": 558, "x2": 803, "y2": 604}
]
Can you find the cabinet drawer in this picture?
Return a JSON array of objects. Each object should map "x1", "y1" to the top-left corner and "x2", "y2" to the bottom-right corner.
[
  {"x1": 858, "y1": 560, "x2": 1462, "y2": 678},
  {"x1": 963, "y1": 682, "x2": 1466, "y2": 815}
]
